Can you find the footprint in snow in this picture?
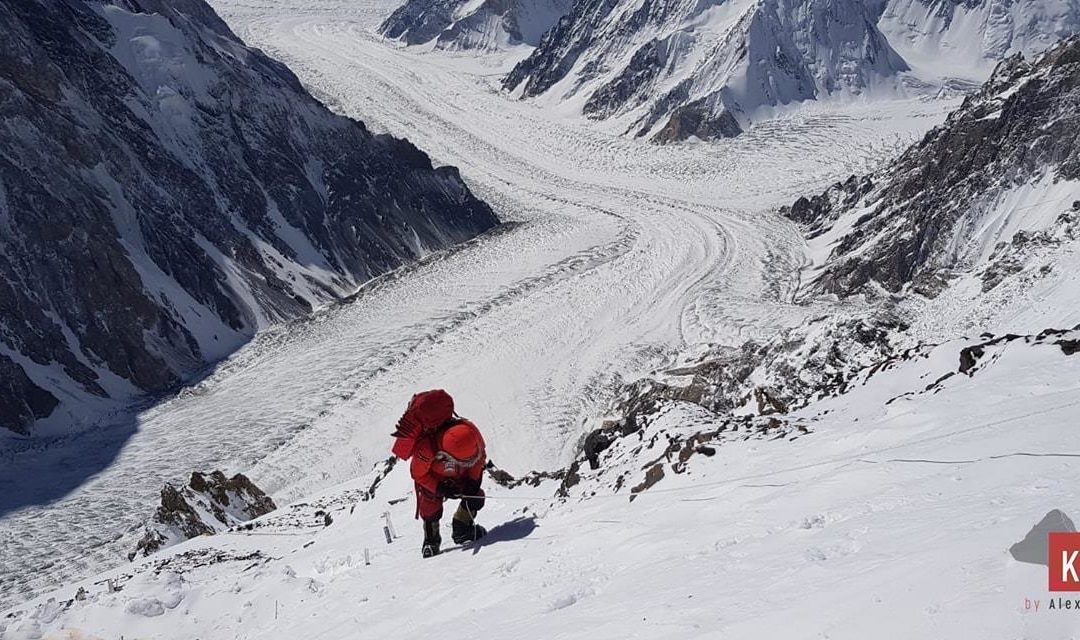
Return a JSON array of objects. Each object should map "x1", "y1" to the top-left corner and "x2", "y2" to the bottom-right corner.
[
  {"x1": 547, "y1": 588, "x2": 594, "y2": 612},
  {"x1": 125, "y1": 598, "x2": 167, "y2": 617},
  {"x1": 498, "y1": 558, "x2": 520, "y2": 576},
  {"x1": 548, "y1": 594, "x2": 580, "y2": 612},
  {"x1": 806, "y1": 539, "x2": 861, "y2": 562}
]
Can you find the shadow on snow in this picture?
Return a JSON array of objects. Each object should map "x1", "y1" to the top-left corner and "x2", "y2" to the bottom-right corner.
[
  {"x1": 469, "y1": 516, "x2": 539, "y2": 554},
  {"x1": 0, "y1": 416, "x2": 138, "y2": 518}
]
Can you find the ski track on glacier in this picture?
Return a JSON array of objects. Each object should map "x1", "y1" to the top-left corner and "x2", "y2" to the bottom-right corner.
[{"x1": 0, "y1": 0, "x2": 956, "y2": 610}]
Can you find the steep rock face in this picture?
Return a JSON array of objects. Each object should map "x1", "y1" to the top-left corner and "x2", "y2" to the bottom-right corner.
[
  {"x1": 0, "y1": 0, "x2": 498, "y2": 435},
  {"x1": 380, "y1": 0, "x2": 462, "y2": 45},
  {"x1": 379, "y1": 0, "x2": 571, "y2": 51},
  {"x1": 783, "y1": 37, "x2": 1080, "y2": 298},
  {"x1": 505, "y1": 0, "x2": 908, "y2": 142},
  {"x1": 130, "y1": 471, "x2": 276, "y2": 559}
]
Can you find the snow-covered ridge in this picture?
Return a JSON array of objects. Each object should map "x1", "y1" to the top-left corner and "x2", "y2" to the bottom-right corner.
[
  {"x1": 504, "y1": 0, "x2": 911, "y2": 141},
  {"x1": 0, "y1": 0, "x2": 497, "y2": 436},
  {"x1": 503, "y1": 0, "x2": 1080, "y2": 141}
]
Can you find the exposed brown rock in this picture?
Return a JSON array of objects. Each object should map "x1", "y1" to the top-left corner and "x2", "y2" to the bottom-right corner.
[
  {"x1": 630, "y1": 463, "x2": 665, "y2": 501},
  {"x1": 130, "y1": 471, "x2": 276, "y2": 560}
]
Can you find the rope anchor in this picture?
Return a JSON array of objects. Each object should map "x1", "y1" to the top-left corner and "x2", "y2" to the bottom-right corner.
[{"x1": 382, "y1": 511, "x2": 398, "y2": 544}]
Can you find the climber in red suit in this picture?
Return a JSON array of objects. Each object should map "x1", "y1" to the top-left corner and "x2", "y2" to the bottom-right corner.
[{"x1": 391, "y1": 390, "x2": 488, "y2": 558}]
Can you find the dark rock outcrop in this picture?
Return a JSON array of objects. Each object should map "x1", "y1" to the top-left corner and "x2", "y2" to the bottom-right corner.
[
  {"x1": 651, "y1": 99, "x2": 743, "y2": 143},
  {"x1": 502, "y1": 0, "x2": 622, "y2": 98},
  {"x1": 780, "y1": 175, "x2": 875, "y2": 234},
  {"x1": 615, "y1": 314, "x2": 910, "y2": 420},
  {"x1": 0, "y1": 0, "x2": 498, "y2": 435},
  {"x1": 582, "y1": 38, "x2": 665, "y2": 119},
  {"x1": 957, "y1": 327, "x2": 1080, "y2": 376},
  {"x1": 380, "y1": 0, "x2": 462, "y2": 45},
  {"x1": 380, "y1": 0, "x2": 570, "y2": 51},
  {"x1": 0, "y1": 356, "x2": 58, "y2": 436},
  {"x1": 131, "y1": 471, "x2": 276, "y2": 559}
]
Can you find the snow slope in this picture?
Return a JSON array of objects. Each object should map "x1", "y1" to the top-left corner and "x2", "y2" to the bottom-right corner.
[
  {"x1": 880, "y1": 0, "x2": 1080, "y2": 83},
  {"x1": 5, "y1": 328, "x2": 1080, "y2": 639},
  {"x1": 0, "y1": 0, "x2": 954, "y2": 612}
]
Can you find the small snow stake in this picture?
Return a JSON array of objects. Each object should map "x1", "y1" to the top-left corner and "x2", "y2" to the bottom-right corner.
[
  {"x1": 383, "y1": 526, "x2": 393, "y2": 544},
  {"x1": 383, "y1": 511, "x2": 399, "y2": 539},
  {"x1": 364, "y1": 548, "x2": 371, "y2": 566}
]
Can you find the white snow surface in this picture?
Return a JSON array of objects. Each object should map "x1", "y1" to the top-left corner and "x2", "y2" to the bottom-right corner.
[
  {"x1": 880, "y1": 0, "x2": 1080, "y2": 83},
  {"x1": 3, "y1": 0, "x2": 1080, "y2": 636}
]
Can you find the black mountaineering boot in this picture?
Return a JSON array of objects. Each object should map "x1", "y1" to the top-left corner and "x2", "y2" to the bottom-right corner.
[
  {"x1": 451, "y1": 518, "x2": 487, "y2": 544},
  {"x1": 422, "y1": 518, "x2": 441, "y2": 558},
  {"x1": 451, "y1": 504, "x2": 487, "y2": 544}
]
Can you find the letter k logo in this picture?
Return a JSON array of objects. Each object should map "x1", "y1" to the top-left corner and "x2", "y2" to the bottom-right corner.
[
  {"x1": 1049, "y1": 533, "x2": 1080, "y2": 592},
  {"x1": 1065, "y1": 550, "x2": 1080, "y2": 583}
]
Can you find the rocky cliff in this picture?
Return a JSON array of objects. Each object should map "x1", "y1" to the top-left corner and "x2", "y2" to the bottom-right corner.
[
  {"x1": 379, "y1": 0, "x2": 571, "y2": 51},
  {"x1": 783, "y1": 36, "x2": 1080, "y2": 298},
  {"x1": 130, "y1": 471, "x2": 276, "y2": 559},
  {"x1": 0, "y1": 0, "x2": 498, "y2": 436}
]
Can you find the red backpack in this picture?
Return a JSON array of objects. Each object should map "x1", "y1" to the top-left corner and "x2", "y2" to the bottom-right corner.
[{"x1": 391, "y1": 390, "x2": 456, "y2": 460}]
